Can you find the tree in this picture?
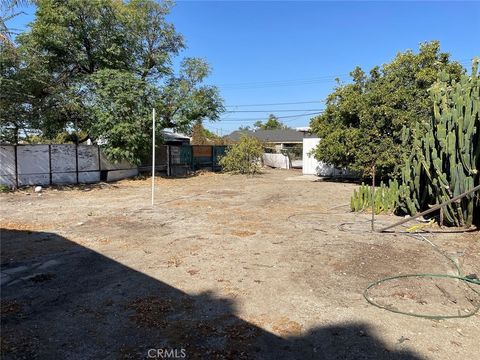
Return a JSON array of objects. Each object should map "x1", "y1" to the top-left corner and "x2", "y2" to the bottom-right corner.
[
  {"x1": 190, "y1": 121, "x2": 225, "y2": 145},
  {"x1": 351, "y1": 61, "x2": 480, "y2": 227},
  {"x1": 191, "y1": 121, "x2": 208, "y2": 145},
  {"x1": 86, "y1": 69, "x2": 159, "y2": 164},
  {"x1": 157, "y1": 58, "x2": 224, "y2": 134},
  {"x1": 238, "y1": 125, "x2": 250, "y2": 131},
  {"x1": 0, "y1": 0, "x2": 224, "y2": 164},
  {"x1": 11, "y1": 0, "x2": 185, "y2": 138},
  {"x1": 310, "y1": 41, "x2": 464, "y2": 178},
  {"x1": 254, "y1": 114, "x2": 288, "y2": 130},
  {"x1": 219, "y1": 135, "x2": 263, "y2": 175},
  {"x1": 1, "y1": 0, "x2": 36, "y2": 46}
]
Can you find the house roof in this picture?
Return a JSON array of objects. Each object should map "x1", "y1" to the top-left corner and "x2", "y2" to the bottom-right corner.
[
  {"x1": 162, "y1": 130, "x2": 190, "y2": 142},
  {"x1": 225, "y1": 129, "x2": 304, "y2": 143}
]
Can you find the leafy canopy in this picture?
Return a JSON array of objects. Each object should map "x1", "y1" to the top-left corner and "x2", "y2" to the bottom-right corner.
[
  {"x1": 0, "y1": 0, "x2": 224, "y2": 164},
  {"x1": 310, "y1": 41, "x2": 464, "y2": 178},
  {"x1": 253, "y1": 114, "x2": 288, "y2": 130}
]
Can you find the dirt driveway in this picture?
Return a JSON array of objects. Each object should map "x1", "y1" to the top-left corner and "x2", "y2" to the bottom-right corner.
[{"x1": 1, "y1": 169, "x2": 479, "y2": 359}]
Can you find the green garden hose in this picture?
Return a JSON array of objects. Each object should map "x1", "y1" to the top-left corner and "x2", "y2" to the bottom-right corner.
[
  {"x1": 363, "y1": 231, "x2": 480, "y2": 319},
  {"x1": 364, "y1": 273, "x2": 480, "y2": 319}
]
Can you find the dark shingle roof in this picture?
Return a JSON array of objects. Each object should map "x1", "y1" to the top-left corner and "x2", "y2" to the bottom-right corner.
[{"x1": 225, "y1": 129, "x2": 304, "y2": 143}]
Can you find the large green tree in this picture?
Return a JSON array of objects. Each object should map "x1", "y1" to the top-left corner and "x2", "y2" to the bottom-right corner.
[
  {"x1": 310, "y1": 41, "x2": 464, "y2": 178},
  {"x1": 0, "y1": 0, "x2": 224, "y2": 163},
  {"x1": 253, "y1": 114, "x2": 288, "y2": 130}
]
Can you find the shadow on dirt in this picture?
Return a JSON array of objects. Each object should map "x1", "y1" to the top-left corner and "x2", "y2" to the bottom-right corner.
[
  {"x1": 318, "y1": 177, "x2": 362, "y2": 185},
  {"x1": 1, "y1": 229, "x2": 423, "y2": 359}
]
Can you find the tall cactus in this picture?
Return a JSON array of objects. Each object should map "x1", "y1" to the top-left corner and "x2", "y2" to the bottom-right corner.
[
  {"x1": 351, "y1": 59, "x2": 479, "y2": 227},
  {"x1": 397, "y1": 59, "x2": 480, "y2": 226}
]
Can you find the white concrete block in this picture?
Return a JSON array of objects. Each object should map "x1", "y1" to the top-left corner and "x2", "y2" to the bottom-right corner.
[
  {"x1": 50, "y1": 145, "x2": 76, "y2": 172},
  {"x1": 18, "y1": 174, "x2": 50, "y2": 186},
  {"x1": 17, "y1": 145, "x2": 50, "y2": 175},
  {"x1": 0, "y1": 175, "x2": 16, "y2": 187},
  {"x1": 52, "y1": 172, "x2": 77, "y2": 185},
  {"x1": 78, "y1": 171, "x2": 100, "y2": 183},
  {"x1": 0, "y1": 145, "x2": 16, "y2": 176},
  {"x1": 78, "y1": 146, "x2": 99, "y2": 171},
  {"x1": 107, "y1": 168, "x2": 138, "y2": 182},
  {"x1": 100, "y1": 151, "x2": 132, "y2": 171}
]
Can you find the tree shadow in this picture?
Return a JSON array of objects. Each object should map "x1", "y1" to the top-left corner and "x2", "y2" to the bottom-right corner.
[
  {"x1": 318, "y1": 176, "x2": 362, "y2": 185},
  {"x1": 1, "y1": 229, "x2": 424, "y2": 359}
]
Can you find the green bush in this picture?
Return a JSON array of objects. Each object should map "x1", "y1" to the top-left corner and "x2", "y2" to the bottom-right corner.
[
  {"x1": 0, "y1": 184, "x2": 12, "y2": 193},
  {"x1": 219, "y1": 135, "x2": 263, "y2": 175}
]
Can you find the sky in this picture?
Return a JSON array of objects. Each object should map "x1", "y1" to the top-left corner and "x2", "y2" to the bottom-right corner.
[{"x1": 6, "y1": 1, "x2": 480, "y2": 135}]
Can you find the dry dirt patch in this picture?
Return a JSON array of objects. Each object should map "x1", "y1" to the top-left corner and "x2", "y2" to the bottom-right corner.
[{"x1": 1, "y1": 169, "x2": 479, "y2": 359}]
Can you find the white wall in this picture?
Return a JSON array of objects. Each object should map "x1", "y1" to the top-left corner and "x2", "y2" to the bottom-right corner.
[
  {"x1": 302, "y1": 137, "x2": 335, "y2": 176},
  {"x1": 0, "y1": 145, "x2": 137, "y2": 187},
  {"x1": 78, "y1": 145, "x2": 101, "y2": 183},
  {"x1": 17, "y1": 145, "x2": 50, "y2": 185},
  {"x1": 99, "y1": 150, "x2": 138, "y2": 181},
  {"x1": 0, "y1": 145, "x2": 16, "y2": 187},
  {"x1": 262, "y1": 153, "x2": 290, "y2": 169},
  {"x1": 51, "y1": 144, "x2": 76, "y2": 184},
  {"x1": 302, "y1": 137, "x2": 355, "y2": 177}
]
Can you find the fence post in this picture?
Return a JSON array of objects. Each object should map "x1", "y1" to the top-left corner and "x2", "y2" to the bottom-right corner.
[
  {"x1": 97, "y1": 145, "x2": 101, "y2": 172},
  {"x1": 75, "y1": 144, "x2": 79, "y2": 184},
  {"x1": 167, "y1": 145, "x2": 170, "y2": 176},
  {"x1": 14, "y1": 145, "x2": 18, "y2": 188},
  {"x1": 211, "y1": 146, "x2": 215, "y2": 171},
  {"x1": 190, "y1": 146, "x2": 194, "y2": 172},
  {"x1": 48, "y1": 145, "x2": 52, "y2": 185}
]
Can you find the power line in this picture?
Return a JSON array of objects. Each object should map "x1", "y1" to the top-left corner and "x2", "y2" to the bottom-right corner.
[
  {"x1": 225, "y1": 100, "x2": 324, "y2": 107},
  {"x1": 216, "y1": 59, "x2": 476, "y2": 90},
  {"x1": 225, "y1": 109, "x2": 324, "y2": 113},
  {"x1": 218, "y1": 111, "x2": 323, "y2": 122},
  {"x1": 217, "y1": 74, "x2": 348, "y2": 87},
  {"x1": 219, "y1": 78, "x2": 341, "y2": 89}
]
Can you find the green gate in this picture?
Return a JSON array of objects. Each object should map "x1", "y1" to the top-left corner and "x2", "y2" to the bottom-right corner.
[
  {"x1": 213, "y1": 146, "x2": 227, "y2": 170},
  {"x1": 179, "y1": 145, "x2": 193, "y2": 166}
]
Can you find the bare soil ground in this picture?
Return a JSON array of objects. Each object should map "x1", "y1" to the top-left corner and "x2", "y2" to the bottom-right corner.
[{"x1": 1, "y1": 168, "x2": 479, "y2": 359}]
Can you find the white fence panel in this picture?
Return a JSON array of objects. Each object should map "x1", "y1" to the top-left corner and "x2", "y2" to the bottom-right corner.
[
  {"x1": 17, "y1": 145, "x2": 50, "y2": 185},
  {"x1": 0, "y1": 145, "x2": 16, "y2": 186},
  {"x1": 302, "y1": 137, "x2": 337, "y2": 176},
  {"x1": 78, "y1": 146, "x2": 100, "y2": 183},
  {"x1": 0, "y1": 144, "x2": 137, "y2": 186},
  {"x1": 262, "y1": 153, "x2": 290, "y2": 169},
  {"x1": 51, "y1": 144, "x2": 77, "y2": 184}
]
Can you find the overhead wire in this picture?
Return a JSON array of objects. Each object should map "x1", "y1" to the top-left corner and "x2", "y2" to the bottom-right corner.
[
  {"x1": 214, "y1": 58, "x2": 476, "y2": 124},
  {"x1": 218, "y1": 111, "x2": 323, "y2": 122},
  {"x1": 215, "y1": 59, "x2": 475, "y2": 91},
  {"x1": 224, "y1": 109, "x2": 324, "y2": 113},
  {"x1": 225, "y1": 100, "x2": 324, "y2": 107}
]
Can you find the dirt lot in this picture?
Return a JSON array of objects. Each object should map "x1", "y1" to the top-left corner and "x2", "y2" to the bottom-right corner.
[{"x1": 1, "y1": 168, "x2": 479, "y2": 359}]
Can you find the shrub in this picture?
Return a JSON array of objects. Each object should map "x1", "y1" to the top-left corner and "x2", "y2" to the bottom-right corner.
[
  {"x1": 219, "y1": 135, "x2": 263, "y2": 175},
  {"x1": 0, "y1": 184, "x2": 12, "y2": 193}
]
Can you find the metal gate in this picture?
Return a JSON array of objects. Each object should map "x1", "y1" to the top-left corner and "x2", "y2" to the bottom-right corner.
[{"x1": 168, "y1": 145, "x2": 227, "y2": 176}]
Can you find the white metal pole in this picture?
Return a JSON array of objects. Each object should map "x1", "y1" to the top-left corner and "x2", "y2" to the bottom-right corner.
[{"x1": 151, "y1": 108, "x2": 156, "y2": 206}]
